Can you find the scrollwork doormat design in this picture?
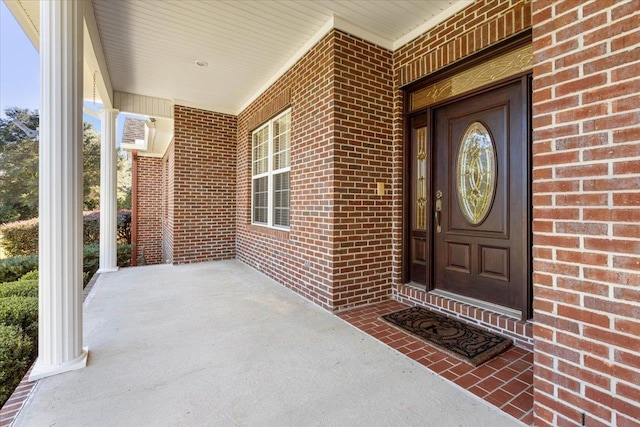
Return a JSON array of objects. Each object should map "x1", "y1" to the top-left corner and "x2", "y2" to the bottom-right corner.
[{"x1": 380, "y1": 306, "x2": 512, "y2": 366}]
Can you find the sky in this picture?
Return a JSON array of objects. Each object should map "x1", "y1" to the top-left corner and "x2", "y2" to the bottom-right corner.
[
  {"x1": 0, "y1": 2, "x2": 135, "y2": 141},
  {"x1": 0, "y1": 1, "x2": 39, "y2": 117}
]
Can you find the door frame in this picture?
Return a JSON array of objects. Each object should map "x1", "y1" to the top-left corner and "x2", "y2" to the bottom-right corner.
[{"x1": 402, "y1": 31, "x2": 533, "y2": 320}]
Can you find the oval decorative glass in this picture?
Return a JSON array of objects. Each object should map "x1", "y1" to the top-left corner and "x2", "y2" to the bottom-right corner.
[{"x1": 456, "y1": 121, "x2": 497, "y2": 225}]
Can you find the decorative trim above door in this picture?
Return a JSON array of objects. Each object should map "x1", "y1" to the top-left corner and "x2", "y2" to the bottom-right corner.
[{"x1": 409, "y1": 43, "x2": 533, "y2": 112}]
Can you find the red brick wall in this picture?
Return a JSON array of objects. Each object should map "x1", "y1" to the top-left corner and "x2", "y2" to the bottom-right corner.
[
  {"x1": 389, "y1": 0, "x2": 640, "y2": 421},
  {"x1": 531, "y1": 1, "x2": 640, "y2": 425},
  {"x1": 332, "y1": 31, "x2": 394, "y2": 308},
  {"x1": 237, "y1": 30, "x2": 394, "y2": 310},
  {"x1": 172, "y1": 105, "x2": 237, "y2": 264},
  {"x1": 237, "y1": 33, "x2": 336, "y2": 309},
  {"x1": 394, "y1": 0, "x2": 532, "y2": 86},
  {"x1": 162, "y1": 141, "x2": 174, "y2": 263},
  {"x1": 135, "y1": 156, "x2": 163, "y2": 265}
]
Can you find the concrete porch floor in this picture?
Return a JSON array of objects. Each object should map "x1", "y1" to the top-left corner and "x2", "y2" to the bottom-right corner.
[{"x1": 13, "y1": 260, "x2": 521, "y2": 426}]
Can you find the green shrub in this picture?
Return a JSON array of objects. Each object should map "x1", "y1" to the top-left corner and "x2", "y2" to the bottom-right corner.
[
  {"x1": 0, "y1": 217, "x2": 38, "y2": 257},
  {"x1": 0, "y1": 280, "x2": 37, "y2": 298},
  {"x1": 82, "y1": 211, "x2": 100, "y2": 244},
  {"x1": 0, "y1": 243, "x2": 130, "y2": 288},
  {"x1": 82, "y1": 243, "x2": 132, "y2": 285},
  {"x1": 117, "y1": 210, "x2": 132, "y2": 244},
  {"x1": 18, "y1": 270, "x2": 38, "y2": 281},
  {"x1": 82, "y1": 210, "x2": 132, "y2": 245},
  {"x1": 0, "y1": 324, "x2": 34, "y2": 407},
  {"x1": 83, "y1": 244, "x2": 100, "y2": 283},
  {"x1": 118, "y1": 243, "x2": 132, "y2": 267},
  {"x1": 0, "y1": 255, "x2": 38, "y2": 283},
  {"x1": 0, "y1": 210, "x2": 132, "y2": 257},
  {"x1": 0, "y1": 296, "x2": 38, "y2": 340}
]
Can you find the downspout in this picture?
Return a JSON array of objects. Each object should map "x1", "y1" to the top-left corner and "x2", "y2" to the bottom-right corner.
[{"x1": 131, "y1": 150, "x2": 139, "y2": 266}]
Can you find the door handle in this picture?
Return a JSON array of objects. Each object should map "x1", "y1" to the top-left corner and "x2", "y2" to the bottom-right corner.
[{"x1": 435, "y1": 192, "x2": 442, "y2": 233}]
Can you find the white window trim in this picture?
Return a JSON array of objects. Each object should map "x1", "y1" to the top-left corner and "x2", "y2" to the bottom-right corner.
[{"x1": 251, "y1": 108, "x2": 291, "y2": 230}]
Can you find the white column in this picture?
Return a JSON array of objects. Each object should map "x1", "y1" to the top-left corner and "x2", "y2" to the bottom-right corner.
[
  {"x1": 99, "y1": 108, "x2": 119, "y2": 272},
  {"x1": 31, "y1": 0, "x2": 88, "y2": 381}
]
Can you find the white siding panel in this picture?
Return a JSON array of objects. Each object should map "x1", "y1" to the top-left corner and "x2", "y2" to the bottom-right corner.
[{"x1": 113, "y1": 91, "x2": 173, "y2": 119}]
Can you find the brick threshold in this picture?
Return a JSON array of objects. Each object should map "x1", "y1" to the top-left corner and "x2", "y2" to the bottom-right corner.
[
  {"x1": 395, "y1": 283, "x2": 534, "y2": 351},
  {"x1": 0, "y1": 272, "x2": 103, "y2": 427},
  {"x1": 337, "y1": 299, "x2": 534, "y2": 426}
]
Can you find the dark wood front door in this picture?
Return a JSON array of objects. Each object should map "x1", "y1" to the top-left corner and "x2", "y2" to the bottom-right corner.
[{"x1": 433, "y1": 78, "x2": 529, "y2": 313}]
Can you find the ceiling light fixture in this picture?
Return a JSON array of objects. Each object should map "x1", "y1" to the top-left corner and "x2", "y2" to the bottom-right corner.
[{"x1": 194, "y1": 59, "x2": 208, "y2": 68}]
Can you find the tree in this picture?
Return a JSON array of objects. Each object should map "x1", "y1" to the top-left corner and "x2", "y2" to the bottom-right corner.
[
  {"x1": 0, "y1": 109, "x2": 39, "y2": 224},
  {"x1": 82, "y1": 123, "x2": 101, "y2": 211},
  {"x1": 117, "y1": 150, "x2": 132, "y2": 210},
  {"x1": 0, "y1": 108, "x2": 125, "y2": 224}
]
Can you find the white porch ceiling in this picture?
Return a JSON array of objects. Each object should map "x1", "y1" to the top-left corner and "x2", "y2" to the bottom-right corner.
[
  {"x1": 91, "y1": 0, "x2": 471, "y2": 115},
  {"x1": 6, "y1": 0, "x2": 472, "y2": 118}
]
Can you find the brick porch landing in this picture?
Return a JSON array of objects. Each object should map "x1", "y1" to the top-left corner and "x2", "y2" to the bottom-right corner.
[{"x1": 338, "y1": 300, "x2": 534, "y2": 425}]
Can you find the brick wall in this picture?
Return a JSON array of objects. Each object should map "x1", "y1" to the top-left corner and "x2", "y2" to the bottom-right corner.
[
  {"x1": 236, "y1": 30, "x2": 395, "y2": 310},
  {"x1": 135, "y1": 156, "x2": 163, "y2": 265},
  {"x1": 162, "y1": 141, "x2": 174, "y2": 263},
  {"x1": 173, "y1": 105, "x2": 237, "y2": 264},
  {"x1": 531, "y1": 0, "x2": 640, "y2": 425},
  {"x1": 394, "y1": 0, "x2": 532, "y2": 87},
  {"x1": 332, "y1": 32, "x2": 394, "y2": 308},
  {"x1": 237, "y1": 33, "x2": 336, "y2": 309}
]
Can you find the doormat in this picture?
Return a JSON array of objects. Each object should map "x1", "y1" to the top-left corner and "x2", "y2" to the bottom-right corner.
[{"x1": 380, "y1": 306, "x2": 512, "y2": 367}]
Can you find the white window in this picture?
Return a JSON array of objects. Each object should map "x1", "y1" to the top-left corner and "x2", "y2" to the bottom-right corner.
[{"x1": 252, "y1": 109, "x2": 290, "y2": 229}]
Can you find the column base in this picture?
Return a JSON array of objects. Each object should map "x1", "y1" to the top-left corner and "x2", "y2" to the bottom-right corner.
[
  {"x1": 97, "y1": 266, "x2": 119, "y2": 273},
  {"x1": 29, "y1": 347, "x2": 89, "y2": 381}
]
